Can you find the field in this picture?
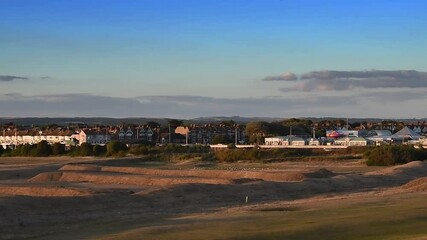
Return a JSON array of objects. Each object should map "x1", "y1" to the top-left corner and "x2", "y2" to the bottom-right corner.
[{"x1": 0, "y1": 157, "x2": 426, "y2": 239}]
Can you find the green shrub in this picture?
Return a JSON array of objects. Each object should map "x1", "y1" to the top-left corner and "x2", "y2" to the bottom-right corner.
[
  {"x1": 79, "y1": 143, "x2": 93, "y2": 156},
  {"x1": 52, "y1": 143, "x2": 66, "y2": 155},
  {"x1": 106, "y1": 141, "x2": 128, "y2": 156},
  {"x1": 1, "y1": 147, "x2": 12, "y2": 157},
  {"x1": 214, "y1": 148, "x2": 262, "y2": 162},
  {"x1": 11, "y1": 144, "x2": 35, "y2": 156},
  {"x1": 33, "y1": 140, "x2": 52, "y2": 157},
  {"x1": 93, "y1": 145, "x2": 106, "y2": 156},
  {"x1": 365, "y1": 145, "x2": 427, "y2": 166}
]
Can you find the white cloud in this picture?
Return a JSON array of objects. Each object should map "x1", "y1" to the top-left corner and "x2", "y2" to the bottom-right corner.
[{"x1": 262, "y1": 72, "x2": 297, "y2": 81}]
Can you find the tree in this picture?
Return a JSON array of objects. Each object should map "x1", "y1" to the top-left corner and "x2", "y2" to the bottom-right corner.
[
  {"x1": 0, "y1": 146, "x2": 4, "y2": 156},
  {"x1": 350, "y1": 122, "x2": 361, "y2": 129},
  {"x1": 93, "y1": 145, "x2": 106, "y2": 156},
  {"x1": 334, "y1": 119, "x2": 346, "y2": 128},
  {"x1": 221, "y1": 120, "x2": 235, "y2": 127},
  {"x1": 106, "y1": 141, "x2": 128, "y2": 156},
  {"x1": 168, "y1": 119, "x2": 183, "y2": 128},
  {"x1": 79, "y1": 143, "x2": 93, "y2": 156},
  {"x1": 20, "y1": 144, "x2": 35, "y2": 156},
  {"x1": 245, "y1": 121, "x2": 271, "y2": 144},
  {"x1": 34, "y1": 140, "x2": 52, "y2": 156},
  {"x1": 52, "y1": 143, "x2": 66, "y2": 155},
  {"x1": 365, "y1": 145, "x2": 427, "y2": 166},
  {"x1": 280, "y1": 119, "x2": 311, "y2": 135},
  {"x1": 315, "y1": 129, "x2": 326, "y2": 138}
]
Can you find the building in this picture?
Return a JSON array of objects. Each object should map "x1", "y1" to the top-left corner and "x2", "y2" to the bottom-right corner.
[
  {"x1": 366, "y1": 130, "x2": 393, "y2": 145},
  {"x1": 265, "y1": 136, "x2": 290, "y2": 146},
  {"x1": 174, "y1": 124, "x2": 246, "y2": 145},
  {"x1": 72, "y1": 129, "x2": 110, "y2": 145},
  {"x1": 307, "y1": 138, "x2": 320, "y2": 146},
  {"x1": 116, "y1": 126, "x2": 158, "y2": 143},
  {"x1": 264, "y1": 136, "x2": 306, "y2": 146},
  {"x1": 392, "y1": 126, "x2": 421, "y2": 141},
  {"x1": 334, "y1": 137, "x2": 369, "y2": 146},
  {"x1": 0, "y1": 129, "x2": 76, "y2": 148}
]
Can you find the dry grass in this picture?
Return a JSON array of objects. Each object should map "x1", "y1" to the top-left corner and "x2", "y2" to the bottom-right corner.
[{"x1": 0, "y1": 158, "x2": 426, "y2": 239}]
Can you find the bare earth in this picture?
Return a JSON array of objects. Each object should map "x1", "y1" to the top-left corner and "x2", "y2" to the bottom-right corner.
[{"x1": 0, "y1": 157, "x2": 426, "y2": 239}]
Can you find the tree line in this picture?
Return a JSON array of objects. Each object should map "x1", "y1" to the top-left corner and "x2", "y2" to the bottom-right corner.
[
  {"x1": 0, "y1": 140, "x2": 128, "y2": 157},
  {"x1": 2, "y1": 138, "x2": 426, "y2": 167}
]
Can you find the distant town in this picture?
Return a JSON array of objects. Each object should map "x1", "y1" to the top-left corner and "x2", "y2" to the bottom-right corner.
[{"x1": 1, "y1": 117, "x2": 426, "y2": 150}]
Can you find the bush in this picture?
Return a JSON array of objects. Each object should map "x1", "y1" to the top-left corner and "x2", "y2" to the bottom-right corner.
[
  {"x1": 106, "y1": 141, "x2": 128, "y2": 156},
  {"x1": 52, "y1": 143, "x2": 66, "y2": 155},
  {"x1": 214, "y1": 148, "x2": 262, "y2": 162},
  {"x1": 129, "y1": 145, "x2": 151, "y2": 155},
  {"x1": 79, "y1": 143, "x2": 93, "y2": 156},
  {"x1": 33, "y1": 140, "x2": 52, "y2": 157},
  {"x1": 93, "y1": 145, "x2": 106, "y2": 156},
  {"x1": 1, "y1": 147, "x2": 12, "y2": 157},
  {"x1": 11, "y1": 144, "x2": 34, "y2": 156},
  {"x1": 365, "y1": 145, "x2": 427, "y2": 166}
]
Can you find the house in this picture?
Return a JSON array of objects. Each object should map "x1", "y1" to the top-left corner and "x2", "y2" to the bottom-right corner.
[
  {"x1": 115, "y1": 126, "x2": 158, "y2": 143},
  {"x1": 334, "y1": 137, "x2": 368, "y2": 146},
  {"x1": 290, "y1": 136, "x2": 306, "y2": 146},
  {"x1": 307, "y1": 138, "x2": 320, "y2": 146},
  {"x1": 265, "y1": 136, "x2": 290, "y2": 146},
  {"x1": 392, "y1": 126, "x2": 421, "y2": 141},
  {"x1": 174, "y1": 124, "x2": 246, "y2": 145},
  {"x1": 73, "y1": 129, "x2": 110, "y2": 145},
  {"x1": 366, "y1": 130, "x2": 393, "y2": 145},
  {"x1": 264, "y1": 136, "x2": 306, "y2": 146},
  {"x1": 118, "y1": 128, "x2": 126, "y2": 140},
  {"x1": 0, "y1": 128, "x2": 76, "y2": 147}
]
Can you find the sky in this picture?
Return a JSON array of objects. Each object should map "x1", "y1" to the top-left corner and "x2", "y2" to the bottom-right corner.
[{"x1": 1, "y1": 0, "x2": 427, "y2": 119}]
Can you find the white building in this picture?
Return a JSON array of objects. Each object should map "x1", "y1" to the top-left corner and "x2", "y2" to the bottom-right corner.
[
  {"x1": 0, "y1": 129, "x2": 75, "y2": 148},
  {"x1": 307, "y1": 138, "x2": 320, "y2": 146},
  {"x1": 264, "y1": 136, "x2": 306, "y2": 146},
  {"x1": 334, "y1": 137, "x2": 369, "y2": 146},
  {"x1": 0, "y1": 128, "x2": 110, "y2": 149}
]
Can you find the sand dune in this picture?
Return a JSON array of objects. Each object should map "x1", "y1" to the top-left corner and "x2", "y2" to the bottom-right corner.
[
  {"x1": 0, "y1": 185, "x2": 90, "y2": 197},
  {"x1": 401, "y1": 177, "x2": 427, "y2": 191},
  {"x1": 1, "y1": 159, "x2": 426, "y2": 239}
]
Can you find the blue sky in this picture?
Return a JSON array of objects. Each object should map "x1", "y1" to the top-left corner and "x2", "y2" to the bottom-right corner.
[{"x1": 1, "y1": 0, "x2": 427, "y2": 118}]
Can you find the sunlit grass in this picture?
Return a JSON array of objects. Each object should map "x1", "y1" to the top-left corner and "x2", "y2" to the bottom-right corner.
[{"x1": 96, "y1": 193, "x2": 427, "y2": 240}]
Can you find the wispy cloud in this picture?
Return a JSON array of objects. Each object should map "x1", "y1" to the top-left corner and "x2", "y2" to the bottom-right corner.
[
  {"x1": 281, "y1": 70, "x2": 427, "y2": 91},
  {"x1": 0, "y1": 75, "x2": 28, "y2": 82},
  {"x1": 262, "y1": 72, "x2": 297, "y2": 81}
]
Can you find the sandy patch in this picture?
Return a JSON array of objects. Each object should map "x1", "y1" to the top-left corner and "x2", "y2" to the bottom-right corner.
[{"x1": 0, "y1": 185, "x2": 90, "y2": 197}]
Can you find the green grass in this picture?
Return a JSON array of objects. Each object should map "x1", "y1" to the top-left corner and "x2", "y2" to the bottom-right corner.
[{"x1": 95, "y1": 193, "x2": 427, "y2": 240}]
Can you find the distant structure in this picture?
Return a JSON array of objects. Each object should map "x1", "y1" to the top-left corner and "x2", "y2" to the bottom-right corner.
[{"x1": 174, "y1": 124, "x2": 245, "y2": 145}]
